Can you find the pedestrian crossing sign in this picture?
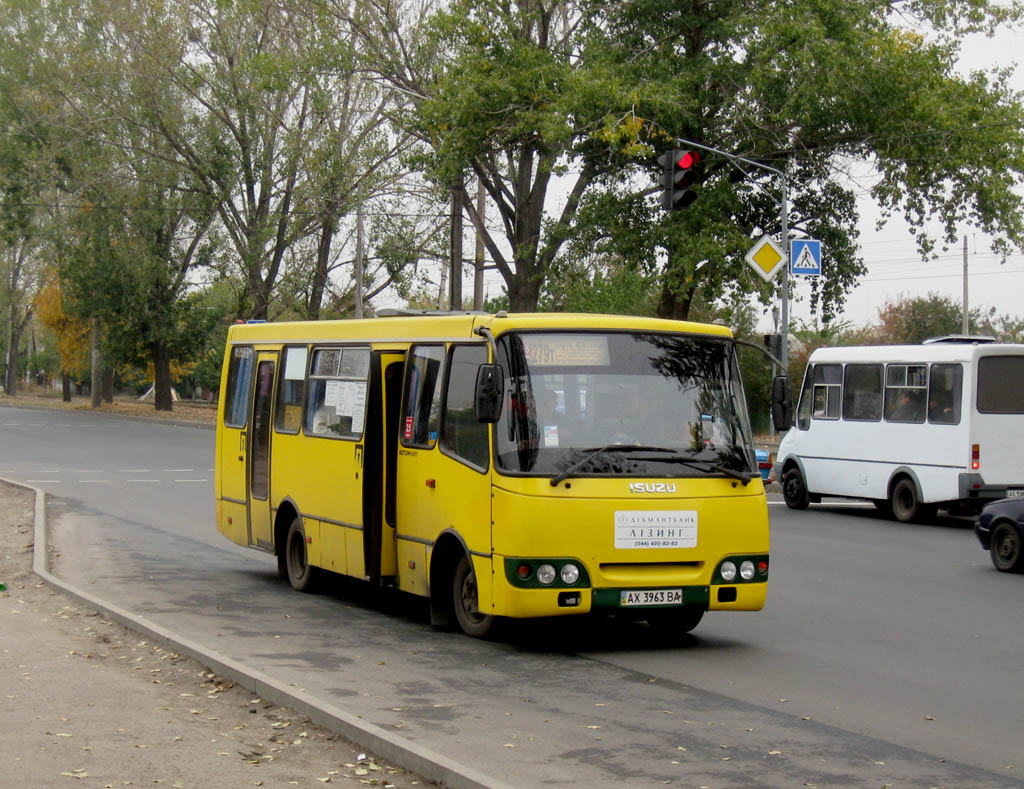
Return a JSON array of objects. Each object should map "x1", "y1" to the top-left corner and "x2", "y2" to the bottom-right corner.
[{"x1": 791, "y1": 239, "x2": 822, "y2": 276}]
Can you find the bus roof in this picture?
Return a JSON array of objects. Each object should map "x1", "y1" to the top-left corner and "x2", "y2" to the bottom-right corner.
[
  {"x1": 806, "y1": 342, "x2": 1024, "y2": 365},
  {"x1": 226, "y1": 312, "x2": 735, "y2": 345}
]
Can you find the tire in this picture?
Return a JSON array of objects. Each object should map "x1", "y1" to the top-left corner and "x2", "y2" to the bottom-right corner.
[
  {"x1": 452, "y1": 554, "x2": 495, "y2": 638},
  {"x1": 990, "y1": 522, "x2": 1024, "y2": 573},
  {"x1": 285, "y1": 516, "x2": 320, "y2": 592},
  {"x1": 647, "y1": 606, "x2": 705, "y2": 636},
  {"x1": 782, "y1": 466, "x2": 810, "y2": 510},
  {"x1": 890, "y1": 478, "x2": 935, "y2": 523}
]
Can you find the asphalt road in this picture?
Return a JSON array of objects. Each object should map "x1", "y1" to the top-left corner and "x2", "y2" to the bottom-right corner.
[{"x1": 3, "y1": 405, "x2": 1022, "y2": 787}]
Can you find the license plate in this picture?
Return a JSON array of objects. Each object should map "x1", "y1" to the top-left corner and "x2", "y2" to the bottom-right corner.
[
  {"x1": 620, "y1": 589, "x2": 683, "y2": 607},
  {"x1": 1007, "y1": 489, "x2": 1024, "y2": 498}
]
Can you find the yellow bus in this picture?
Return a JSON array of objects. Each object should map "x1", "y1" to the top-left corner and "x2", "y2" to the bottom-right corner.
[{"x1": 214, "y1": 311, "x2": 771, "y2": 637}]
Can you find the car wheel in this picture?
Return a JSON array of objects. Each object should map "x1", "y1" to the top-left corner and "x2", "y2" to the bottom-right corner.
[
  {"x1": 990, "y1": 522, "x2": 1024, "y2": 573},
  {"x1": 285, "y1": 516, "x2": 320, "y2": 592},
  {"x1": 452, "y1": 555, "x2": 495, "y2": 638},
  {"x1": 782, "y1": 467, "x2": 810, "y2": 510},
  {"x1": 891, "y1": 479, "x2": 934, "y2": 523}
]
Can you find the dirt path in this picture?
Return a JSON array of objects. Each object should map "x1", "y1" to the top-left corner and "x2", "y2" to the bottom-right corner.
[{"x1": 0, "y1": 481, "x2": 429, "y2": 788}]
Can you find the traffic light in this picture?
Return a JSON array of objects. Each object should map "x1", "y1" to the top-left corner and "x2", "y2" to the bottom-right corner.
[
  {"x1": 658, "y1": 149, "x2": 702, "y2": 210},
  {"x1": 763, "y1": 333, "x2": 782, "y2": 362}
]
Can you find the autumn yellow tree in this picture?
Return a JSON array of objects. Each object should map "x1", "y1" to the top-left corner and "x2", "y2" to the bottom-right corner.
[{"x1": 35, "y1": 274, "x2": 90, "y2": 401}]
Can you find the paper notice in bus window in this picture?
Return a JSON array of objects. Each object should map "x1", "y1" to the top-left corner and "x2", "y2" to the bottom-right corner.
[
  {"x1": 614, "y1": 511, "x2": 697, "y2": 549},
  {"x1": 324, "y1": 379, "x2": 342, "y2": 408},
  {"x1": 523, "y1": 335, "x2": 610, "y2": 366},
  {"x1": 334, "y1": 381, "x2": 367, "y2": 434},
  {"x1": 281, "y1": 404, "x2": 302, "y2": 431},
  {"x1": 284, "y1": 348, "x2": 308, "y2": 380}
]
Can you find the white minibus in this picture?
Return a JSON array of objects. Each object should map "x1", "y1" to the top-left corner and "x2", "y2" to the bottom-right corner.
[{"x1": 774, "y1": 337, "x2": 1024, "y2": 521}]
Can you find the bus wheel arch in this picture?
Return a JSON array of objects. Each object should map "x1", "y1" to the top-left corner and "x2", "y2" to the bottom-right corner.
[{"x1": 429, "y1": 533, "x2": 495, "y2": 638}]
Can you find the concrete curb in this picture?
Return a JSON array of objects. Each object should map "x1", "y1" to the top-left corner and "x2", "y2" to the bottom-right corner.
[{"x1": 5, "y1": 477, "x2": 508, "y2": 789}]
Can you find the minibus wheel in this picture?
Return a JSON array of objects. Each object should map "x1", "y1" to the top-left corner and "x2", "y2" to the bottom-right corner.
[
  {"x1": 452, "y1": 555, "x2": 495, "y2": 638},
  {"x1": 782, "y1": 467, "x2": 810, "y2": 510},
  {"x1": 890, "y1": 478, "x2": 936, "y2": 523},
  {"x1": 285, "y1": 517, "x2": 320, "y2": 592},
  {"x1": 990, "y1": 522, "x2": 1024, "y2": 573}
]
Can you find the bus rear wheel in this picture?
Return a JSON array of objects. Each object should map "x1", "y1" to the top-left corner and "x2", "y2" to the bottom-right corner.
[
  {"x1": 782, "y1": 467, "x2": 810, "y2": 510},
  {"x1": 285, "y1": 517, "x2": 320, "y2": 592},
  {"x1": 890, "y1": 479, "x2": 936, "y2": 523},
  {"x1": 452, "y1": 555, "x2": 495, "y2": 638},
  {"x1": 990, "y1": 522, "x2": 1024, "y2": 573}
]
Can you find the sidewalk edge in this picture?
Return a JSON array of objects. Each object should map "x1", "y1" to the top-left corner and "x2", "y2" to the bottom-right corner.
[{"x1": 4, "y1": 477, "x2": 508, "y2": 789}]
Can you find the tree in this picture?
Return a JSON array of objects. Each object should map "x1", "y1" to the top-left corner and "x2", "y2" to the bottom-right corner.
[{"x1": 874, "y1": 292, "x2": 991, "y2": 344}]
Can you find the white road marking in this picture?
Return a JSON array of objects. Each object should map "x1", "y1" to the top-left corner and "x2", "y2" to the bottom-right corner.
[
  {"x1": 120, "y1": 469, "x2": 152, "y2": 473},
  {"x1": 125, "y1": 479, "x2": 159, "y2": 483},
  {"x1": 175, "y1": 479, "x2": 208, "y2": 483}
]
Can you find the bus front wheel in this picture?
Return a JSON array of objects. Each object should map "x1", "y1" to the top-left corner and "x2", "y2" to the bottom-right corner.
[
  {"x1": 782, "y1": 467, "x2": 810, "y2": 510},
  {"x1": 990, "y1": 522, "x2": 1024, "y2": 573},
  {"x1": 285, "y1": 517, "x2": 320, "y2": 592},
  {"x1": 452, "y1": 555, "x2": 495, "y2": 638}
]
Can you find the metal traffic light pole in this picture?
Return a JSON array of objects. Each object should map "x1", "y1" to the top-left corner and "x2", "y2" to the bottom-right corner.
[{"x1": 671, "y1": 138, "x2": 791, "y2": 380}]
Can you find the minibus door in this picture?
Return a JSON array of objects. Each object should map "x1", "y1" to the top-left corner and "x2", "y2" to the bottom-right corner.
[
  {"x1": 247, "y1": 352, "x2": 277, "y2": 549},
  {"x1": 362, "y1": 351, "x2": 404, "y2": 584}
]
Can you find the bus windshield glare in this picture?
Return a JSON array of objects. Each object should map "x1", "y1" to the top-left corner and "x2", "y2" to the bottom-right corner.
[{"x1": 494, "y1": 331, "x2": 756, "y2": 477}]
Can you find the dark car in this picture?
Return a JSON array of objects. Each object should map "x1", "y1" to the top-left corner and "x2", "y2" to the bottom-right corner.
[{"x1": 975, "y1": 498, "x2": 1024, "y2": 573}]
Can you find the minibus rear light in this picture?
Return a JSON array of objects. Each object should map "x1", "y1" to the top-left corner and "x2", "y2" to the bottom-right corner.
[{"x1": 972, "y1": 444, "x2": 980, "y2": 470}]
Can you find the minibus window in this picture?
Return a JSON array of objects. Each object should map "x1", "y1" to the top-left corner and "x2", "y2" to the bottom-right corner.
[
  {"x1": 441, "y1": 345, "x2": 489, "y2": 470},
  {"x1": 402, "y1": 346, "x2": 445, "y2": 447},
  {"x1": 796, "y1": 365, "x2": 814, "y2": 429},
  {"x1": 977, "y1": 356, "x2": 1024, "y2": 413},
  {"x1": 224, "y1": 346, "x2": 254, "y2": 428},
  {"x1": 811, "y1": 364, "x2": 842, "y2": 420},
  {"x1": 274, "y1": 346, "x2": 308, "y2": 434},
  {"x1": 304, "y1": 346, "x2": 370, "y2": 439},
  {"x1": 928, "y1": 363, "x2": 962, "y2": 424},
  {"x1": 842, "y1": 364, "x2": 882, "y2": 421},
  {"x1": 884, "y1": 364, "x2": 927, "y2": 423}
]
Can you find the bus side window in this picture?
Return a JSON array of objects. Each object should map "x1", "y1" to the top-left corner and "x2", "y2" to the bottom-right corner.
[
  {"x1": 884, "y1": 364, "x2": 927, "y2": 423},
  {"x1": 402, "y1": 345, "x2": 445, "y2": 448},
  {"x1": 304, "y1": 347, "x2": 370, "y2": 439},
  {"x1": 796, "y1": 365, "x2": 814, "y2": 429},
  {"x1": 928, "y1": 363, "x2": 963, "y2": 424},
  {"x1": 275, "y1": 346, "x2": 308, "y2": 434},
  {"x1": 842, "y1": 364, "x2": 882, "y2": 421},
  {"x1": 224, "y1": 346, "x2": 254, "y2": 428},
  {"x1": 811, "y1": 364, "x2": 842, "y2": 420},
  {"x1": 440, "y1": 345, "x2": 489, "y2": 470}
]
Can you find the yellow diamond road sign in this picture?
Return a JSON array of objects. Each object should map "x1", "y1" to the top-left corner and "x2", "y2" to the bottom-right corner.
[{"x1": 745, "y1": 235, "x2": 787, "y2": 282}]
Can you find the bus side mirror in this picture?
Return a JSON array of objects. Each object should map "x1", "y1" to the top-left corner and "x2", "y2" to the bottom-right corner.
[
  {"x1": 770, "y1": 375, "x2": 793, "y2": 429},
  {"x1": 475, "y1": 364, "x2": 504, "y2": 423}
]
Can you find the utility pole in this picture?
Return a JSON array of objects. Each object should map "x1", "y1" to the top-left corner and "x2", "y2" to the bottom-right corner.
[
  {"x1": 474, "y1": 179, "x2": 486, "y2": 310},
  {"x1": 449, "y1": 175, "x2": 464, "y2": 312},
  {"x1": 354, "y1": 204, "x2": 365, "y2": 319},
  {"x1": 962, "y1": 235, "x2": 969, "y2": 334}
]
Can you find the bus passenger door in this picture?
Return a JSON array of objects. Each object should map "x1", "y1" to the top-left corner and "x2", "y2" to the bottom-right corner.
[
  {"x1": 248, "y1": 353, "x2": 278, "y2": 548},
  {"x1": 362, "y1": 352, "x2": 405, "y2": 584}
]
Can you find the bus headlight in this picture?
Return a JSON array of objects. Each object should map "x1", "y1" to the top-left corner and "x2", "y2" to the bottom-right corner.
[
  {"x1": 740, "y1": 560, "x2": 755, "y2": 580},
  {"x1": 560, "y1": 563, "x2": 580, "y2": 585},
  {"x1": 720, "y1": 561, "x2": 737, "y2": 582},
  {"x1": 537, "y1": 564, "x2": 557, "y2": 585}
]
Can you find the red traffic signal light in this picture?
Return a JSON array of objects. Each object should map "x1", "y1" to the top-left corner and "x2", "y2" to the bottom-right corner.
[{"x1": 658, "y1": 148, "x2": 702, "y2": 210}]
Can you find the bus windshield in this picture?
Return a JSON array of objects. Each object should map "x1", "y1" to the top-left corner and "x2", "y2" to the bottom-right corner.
[{"x1": 494, "y1": 331, "x2": 756, "y2": 477}]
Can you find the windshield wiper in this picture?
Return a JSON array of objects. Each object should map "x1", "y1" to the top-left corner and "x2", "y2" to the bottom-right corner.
[
  {"x1": 549, "y1": 445, "x2": 756, "y2": 486},
  {"x1": 645, "y1": 455, "x2": 756, "y2": 485},
  {"x1": 549, "y1": 444, "x2": 676, "y2": 486}
]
